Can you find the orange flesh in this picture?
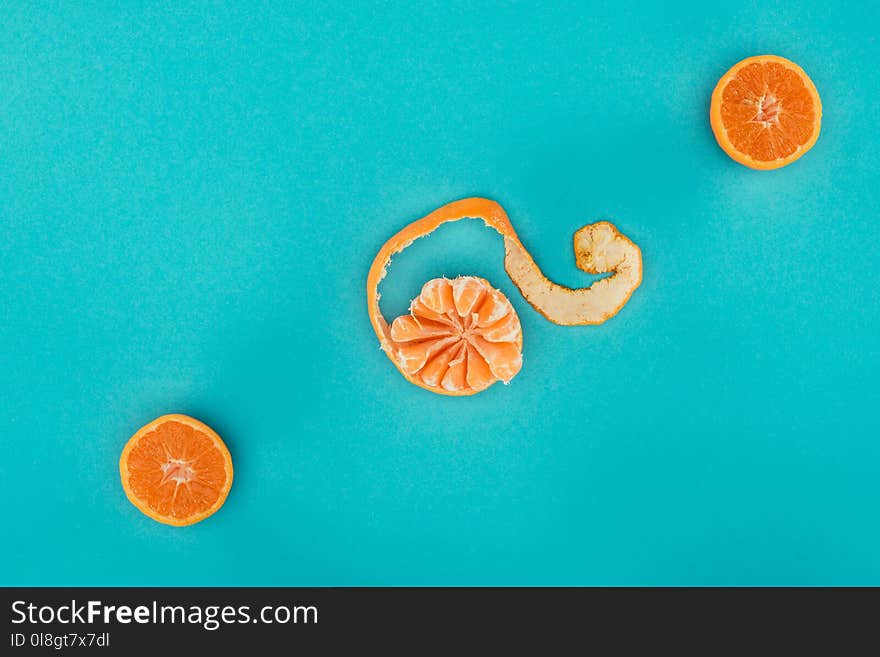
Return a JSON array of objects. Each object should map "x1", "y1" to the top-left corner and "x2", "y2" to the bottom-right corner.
[
  {"x1": 390, "y1": 276, "x2": 523, "y2": 394},
  {"x1": 119, "y1": 415, "x2": 233, "y2": 526},
  {"x1": 710, "y1": 55, "x2": 821, "y2": 169},
  {"x1": 367, "y1": 197, "x2": 642, "y2": 395}
]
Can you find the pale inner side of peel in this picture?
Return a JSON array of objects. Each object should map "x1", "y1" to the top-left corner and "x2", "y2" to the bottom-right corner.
[{"x1": 502, "y1": 222, "x2": 642, "y2": 326}]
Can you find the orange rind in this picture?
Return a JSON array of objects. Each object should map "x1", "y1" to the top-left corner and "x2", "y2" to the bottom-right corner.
[
  {"x1": 710, "y1": 55, "x2": 822, "y2": 170},
  {"x1": 367, "y1": 197, "x2": 642, "y2": 395},
  {"x1": 119, "y1": 414, "x2": 234, "y2": 526}
]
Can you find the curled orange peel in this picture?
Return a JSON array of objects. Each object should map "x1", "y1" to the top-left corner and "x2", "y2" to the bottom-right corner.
[{"x1": 367, "y1": 197, "x2": 643, "y2": 395}]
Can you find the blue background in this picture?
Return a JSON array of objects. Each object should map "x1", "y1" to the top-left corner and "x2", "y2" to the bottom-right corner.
[{"x1": 2, "y1": 1, "x2": 879, "y2": 585}]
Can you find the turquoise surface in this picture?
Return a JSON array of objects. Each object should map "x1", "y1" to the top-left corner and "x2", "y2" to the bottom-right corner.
[{"x1": 2, "y1": 1, "x2": 879, "y2": 586}]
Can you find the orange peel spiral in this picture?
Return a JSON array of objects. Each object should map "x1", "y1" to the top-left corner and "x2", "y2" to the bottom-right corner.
[{"x1": 367, "y1": 197, "x2": 643, "y2": 395}]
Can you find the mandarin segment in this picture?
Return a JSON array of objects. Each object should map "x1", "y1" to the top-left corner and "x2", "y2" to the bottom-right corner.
[
  {"x1": 469, "y1": 334, "x2": 522, "y2": 382},
  {"x1": 710, "y1": 55, "x2": 821, "y2": 169},
  {"x1": 387, "y1": 277, "x2": 522, "y2": 395},
  {"x1": 119, "y1": 414, "x2": 233, "y2": 526}
]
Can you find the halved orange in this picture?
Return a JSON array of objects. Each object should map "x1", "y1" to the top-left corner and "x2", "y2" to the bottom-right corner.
[
  {"x1": 710, "y1": 55, "x2": 822, "y2": 170},
  {"x1": 389, "y1": 276, "x2": 523, "y2": 395},
  {"x1": 119, "y1": 414, "x2": 233, "y2": 526}
]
